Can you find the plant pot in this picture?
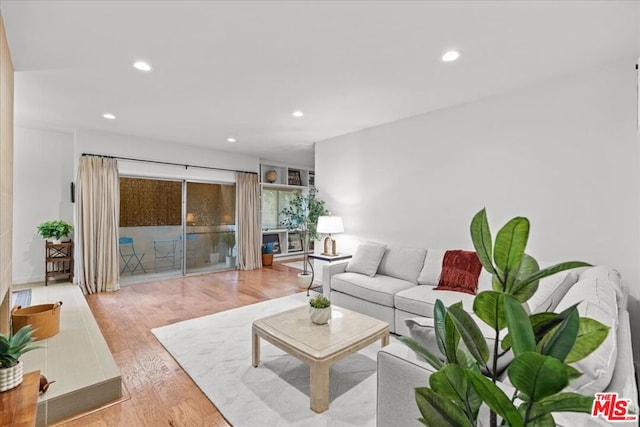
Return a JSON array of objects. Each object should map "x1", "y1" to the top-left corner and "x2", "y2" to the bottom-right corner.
[
  {"x1": 262, "y1": 253, "x2": 273, "y2": 266},
  {"x1": 0, "y1": 361, "x2": 23, "y2": 392},
  {"x1": 297, "y1": 272, "x2": 313, "y2": 288},
  {"x1": 309, "y1": 307, "x2": 331, "y2": 325},
  {"x1": 209, "y1": 253, "x2": 220, "y2": 264},
  {"x1": 226, "y1": 255, "x2": 236, "y2": 268}
]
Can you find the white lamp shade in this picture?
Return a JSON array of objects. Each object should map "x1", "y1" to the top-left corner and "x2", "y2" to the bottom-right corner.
[{"x1": 317, "y1": 216, "x2": 344, "y2": 234}]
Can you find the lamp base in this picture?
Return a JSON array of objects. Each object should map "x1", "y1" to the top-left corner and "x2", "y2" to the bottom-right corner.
[{"x1": 322, "y1": 236, "x2": 337, "y2": 256}]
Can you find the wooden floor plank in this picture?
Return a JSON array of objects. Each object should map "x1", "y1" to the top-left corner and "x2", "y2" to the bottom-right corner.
[{"x1": 58, "y1": 262, "x2": 303, "y2": 426}]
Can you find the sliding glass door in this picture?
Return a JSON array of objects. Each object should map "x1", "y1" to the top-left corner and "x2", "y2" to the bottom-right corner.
[
  {"x1": 118, "y1": 177, "x2": 236, "y2": 284},
  {"x1": 185, "y1": 181, "x2": 236, "y2": 275}
]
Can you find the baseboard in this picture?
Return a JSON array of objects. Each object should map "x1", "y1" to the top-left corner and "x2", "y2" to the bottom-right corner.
[{"x1": 12, "y1": 275, "x2": 45, "y2": 285}]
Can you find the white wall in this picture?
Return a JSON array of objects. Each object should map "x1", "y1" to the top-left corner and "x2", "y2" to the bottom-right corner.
[
  {"x1": 13, "y1": 127, "x2": 74, "y2": 283},
  {"x1": 316, "y1": 58, "x2": 640, "y2": 352}
]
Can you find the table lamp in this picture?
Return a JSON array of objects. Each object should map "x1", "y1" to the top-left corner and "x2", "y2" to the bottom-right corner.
[{"x1": 317, "y1": 216, "x2": 344, "y2": 256}]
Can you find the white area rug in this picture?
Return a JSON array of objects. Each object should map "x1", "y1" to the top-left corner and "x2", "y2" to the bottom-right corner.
[
  {"x1": 283, "y1": 261, "x2": 305, "y2": 270},
  {"x1": 152, "y1": 293, "x2": 392, "y2": 426}
]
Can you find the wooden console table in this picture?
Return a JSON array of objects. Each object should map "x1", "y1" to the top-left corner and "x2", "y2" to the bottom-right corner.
[
  {"x1": 46, "y1": 241, "x2": 74, "y2": 285},
  {"x1": 0, "y1": 370, "x2": 40, "y2": 427}
]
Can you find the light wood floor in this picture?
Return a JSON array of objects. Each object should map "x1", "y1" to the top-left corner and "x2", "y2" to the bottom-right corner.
[{"x1": 58, "y1": 261, "x2": 304, "y2": 427}]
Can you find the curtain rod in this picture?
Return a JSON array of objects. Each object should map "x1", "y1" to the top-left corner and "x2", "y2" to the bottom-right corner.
[{"x1": 81, "y1": 153, "x2": 258, "y2": 175}]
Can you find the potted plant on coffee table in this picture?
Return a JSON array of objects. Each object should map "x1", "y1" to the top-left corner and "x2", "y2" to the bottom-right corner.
[
  {"x1": 280, "y1": 189, "x2": 328, "y2": 288},
  {"x1": 309, "y1": 295, "x2": 331, "y2": 325},
  {"x1": 0, "y1": 325, "x2": 42, "y2": 392},
  {"x1": 37, "y1": 220, "x2": 73, "y2": 243}
]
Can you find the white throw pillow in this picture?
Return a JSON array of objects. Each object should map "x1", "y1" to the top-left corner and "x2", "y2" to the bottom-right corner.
[
  {"x1": 529, "y1": 271, "x2": 579, "y2": 313},
  {"x1": 417, "y1": 249, "x2": 446, "y2": 286},
  {"x1": 377, "y1": 246, "x2": 427, "y2": 284},
  {"x1": 345, "y1": 242, "x2": 387, "y2": 277}
]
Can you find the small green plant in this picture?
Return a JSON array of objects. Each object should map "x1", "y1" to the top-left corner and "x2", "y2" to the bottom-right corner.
[
  {"x1": 309, "y1": 295, "x2": 331, "y2": 309},
  {"x1": 0, "y1": 325, "x2": 42, "y2": 368},
  {"x1": 221, "y1": 232, "x2": 236, "y2": 256},
  {"x1": 37, "y1": 220, "x2": 73, "y2": 240}
]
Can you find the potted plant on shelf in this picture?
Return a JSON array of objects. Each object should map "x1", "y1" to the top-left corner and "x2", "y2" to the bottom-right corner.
[
  {"x1": 0, "y1": 325, "x2": 42, "y2": 392},
  {"x1": 262, "y1": 242, "x2": 274, "y2": 267},
  {"x1": 280, "y1": 189, "x2": 328, "y2": 288},
  {"x1": 401, "y1": 208, "x2": 601, "y2": 427},
  {"x1": 309, "y1": 295, "x2": 331, "y2": 325},
  {"x1": 36, "y1": 220, "x2": 73, "y2": 243},
  {"x1": 222, "y1": 231, "x2": 236, "y2": 268}
]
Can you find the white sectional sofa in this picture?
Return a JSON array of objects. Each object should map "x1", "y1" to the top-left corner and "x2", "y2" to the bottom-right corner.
[{"x1": 322, "y1": 244, "x2": 638, "y2": 426}]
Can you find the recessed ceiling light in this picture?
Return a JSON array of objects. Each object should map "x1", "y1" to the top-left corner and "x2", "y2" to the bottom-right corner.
[
  {"x1": 292, "y1": 110, "x2": 304, "y2": 118},
  {"x1": 442, "y1": 50, "x2": 461, "y2": 62},
  {"x1": 102, "y1": 113, "x2": 116, "y2": 120},
  {"x1": 133, "y1": 61, "x2": 152, "y2": 72},
  {"x1": 227, "y1": 137, "x2": 236, "y2": 143}
]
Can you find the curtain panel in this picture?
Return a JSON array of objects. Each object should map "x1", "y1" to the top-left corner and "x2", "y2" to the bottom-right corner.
[
  {"x1": 76, "y1": 156, "x2": 120, "y2": 294},
  {"x1": 236, "y1": 172, "x2": 262, "y2": 270}
]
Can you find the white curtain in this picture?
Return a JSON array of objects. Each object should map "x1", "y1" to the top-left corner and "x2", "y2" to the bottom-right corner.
[
  {"x1": 236, "y1": 172, "x2": 262, "y2": 270},
  {"x1": 76, "y1": 156, "x2": 120, "y2": 294}
]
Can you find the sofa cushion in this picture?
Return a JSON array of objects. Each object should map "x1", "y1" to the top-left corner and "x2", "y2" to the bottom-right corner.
[
  {"x1": 331, "y1": 272, "x2": 415, "y2": 307},
  {"x1": 394, "y1": 285, "x2": 476, "y2": 317},
  {"x1": 417, "y1": 249, "x2": 445, "y2": 285},
  {"x1": 555, "y1": 277, "x2": 618, "y2": 396},
  {"x1": 345, "y1": 242, "x2": 386, "y2": 277},
  {"x1": 578, "y1": 266, "x2": 625, "y2": 308},
  {"x1": 528, "y1": 271, "x2": 579, "y2": 313},
  {"x1": 435, "y1": 250, "x2": 483, "y2": 295},
  {"x1": 377, "y1": 246, "x2": 427, "y2": 284}
]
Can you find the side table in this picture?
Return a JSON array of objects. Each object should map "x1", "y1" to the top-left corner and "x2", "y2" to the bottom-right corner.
[{"x1": 307, "y1": 253, "x2": 352, "y2": 296}]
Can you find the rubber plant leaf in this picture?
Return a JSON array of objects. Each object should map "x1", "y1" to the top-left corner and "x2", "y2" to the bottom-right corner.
[
  {"x1": 508, "y1": 352, "x2": 568, "y2": 402},
  {"x1": 493, "y1": 216, "x2": 529, "y2": 292}
]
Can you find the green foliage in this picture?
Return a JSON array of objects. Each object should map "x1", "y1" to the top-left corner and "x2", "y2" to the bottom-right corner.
[
  {"x1": 37, "y1": 220, "x2": 73, "y2": 240},
  {"x1": 279, "y1": 189, "x2": 328, "y2": 274},
  {"x1": 0, "y1": 325, "x2": 42, "y2": 368},
  {"x1": 309, "y1": 295, "x2": 330, "y2": 309},
  {"x1": 403, "y1": 208, "x2": 608, "y2": 427},
  {"x1": 221, "y1": 232, "x2": 236, "y2": 256}
]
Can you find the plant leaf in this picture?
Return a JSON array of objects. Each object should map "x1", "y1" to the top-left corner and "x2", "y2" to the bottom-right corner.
[
  {"x1": 447, "y1": 305, "x2": 489, "y2": 366},
  {"x1": 399, "y1": 337, "x2": 444, "y2": 370},
  {"x1": 466, "y1": 369, "x2": 524, "y2": 427},
  {"x1": 470, "y1": 208, "x2": 498, "y2": 276},
  {"x1": 508, "y1": 352, "x2": 568, "y2": 401},
  {"x1": 494, "y1": 217, "x2": 529, "y2": 292},
  {"x1": 473, "y1": 290, "x2": 506, "y2": 331},
  {"x1": 565, "y1": 317, "x2": 609, "y2": 363},
  {"x1": 533, "y1": 392, "x2": 595, "y2": 415},
  {"x1": 415, "y1": 387, "x2": 474, "y2": 427},
  {"x1": 512, "y1": 261, "x2": 592, "y2": 295},
  {"x1": 444, "y1": 301, "x2": 462, "y2": 364},
  {"x1": 433, "y1": 299, "x2": 447, "y2": 357},
  {"x1": 429, "y1": 364, "x2": 468, "y2": 403},
  {"x1": 541, "y1": 307, "x2": 579, "y2": 362},
  {"x1": 504, "y1": 295, "x2": 535, "y2": 356},
  {"x1": 512, "y1": 254, "x2": 540, "y2": 302}
]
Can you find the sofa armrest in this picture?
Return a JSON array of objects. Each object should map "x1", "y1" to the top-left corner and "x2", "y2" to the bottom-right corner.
[
  {"x1": 377, "y1": 343, "x2": 435, "y2": 427},
  {"x1": 322, "y1": 261, "x2": 348, "y2": 297}
]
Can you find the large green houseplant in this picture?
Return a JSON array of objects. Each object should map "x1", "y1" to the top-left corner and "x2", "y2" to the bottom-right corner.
[
  {"x1": 401, "y1": 208, "x2": 605, "y2": 426},
  {"x1": 280, "y1": 189, "x2": 328, "y2": 287}
]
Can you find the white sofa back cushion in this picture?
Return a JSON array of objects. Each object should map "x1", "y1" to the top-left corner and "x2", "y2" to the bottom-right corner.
[
  {"x1": 529, "y1": 271, "x2": 579, "y2": 313},
  {"x1": 417, "y1": 249, "x2": 446, "y2": 285},
  {"x1": 345, "y1": 242, "x2": 387, "y2": 277},
  {"x1": 377, "y1": 246, "x2": 427, "y2": 284},
  {"x1": 555, "y1": 275, "x2": 619, "y2": 396}
]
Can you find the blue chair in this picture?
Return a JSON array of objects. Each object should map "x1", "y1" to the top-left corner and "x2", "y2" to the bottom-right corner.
[{"x1": 119, "y1": 237, "x2": 146, "y2": 275}]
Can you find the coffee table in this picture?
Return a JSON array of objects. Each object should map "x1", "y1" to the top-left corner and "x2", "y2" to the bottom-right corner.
[{"x1": 252, "y1": 305, "x2": 389, "y2": 413}]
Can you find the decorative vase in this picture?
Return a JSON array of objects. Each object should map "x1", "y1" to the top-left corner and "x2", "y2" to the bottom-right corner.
[
  {"x1": 297, "y1": 272, "x2": 313, "y2": 288},
  {"x1": 265, "y1": 170, "x2": 278, "y2": 183},
  {"x1": 309, "y1": 307, "x2": 331, "y2": 325},
  {"x1": 209, "y1": 253, "x2": 220, "y2": 264},
  {"x1": 262, "y1": 253, "x2": 273, "y2": 266},
  {"x1": 0, "y1": 361, "x2": 24, "y2": 392}
]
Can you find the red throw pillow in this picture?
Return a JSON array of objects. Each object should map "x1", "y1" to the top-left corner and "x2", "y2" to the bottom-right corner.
[{"x1": 435, "y1": 250, "x2": 483, "y2": 295}]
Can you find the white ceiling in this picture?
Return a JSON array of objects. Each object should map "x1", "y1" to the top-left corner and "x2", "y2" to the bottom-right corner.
[{"x1": 1, "y1": 1, "x2": 638, "y2": 166}]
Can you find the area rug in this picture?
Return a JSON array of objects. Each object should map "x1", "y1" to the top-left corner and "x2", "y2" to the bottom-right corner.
[
  {"x1": 11, "y1": 288, "x2": 31, "y2": 307},
  {"x1": 151, "y1": 293, "x2": 394, "y2": 426}
]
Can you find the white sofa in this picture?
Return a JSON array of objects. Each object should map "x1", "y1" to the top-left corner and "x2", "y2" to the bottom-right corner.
[{"x1": 322, "y1": 245, "x2": 638, "y2": 426}]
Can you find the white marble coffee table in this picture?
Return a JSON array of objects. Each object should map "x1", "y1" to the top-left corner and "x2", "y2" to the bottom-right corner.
[{"x1": 252, "y1": 305, "x2": 389, "y2": 413}]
